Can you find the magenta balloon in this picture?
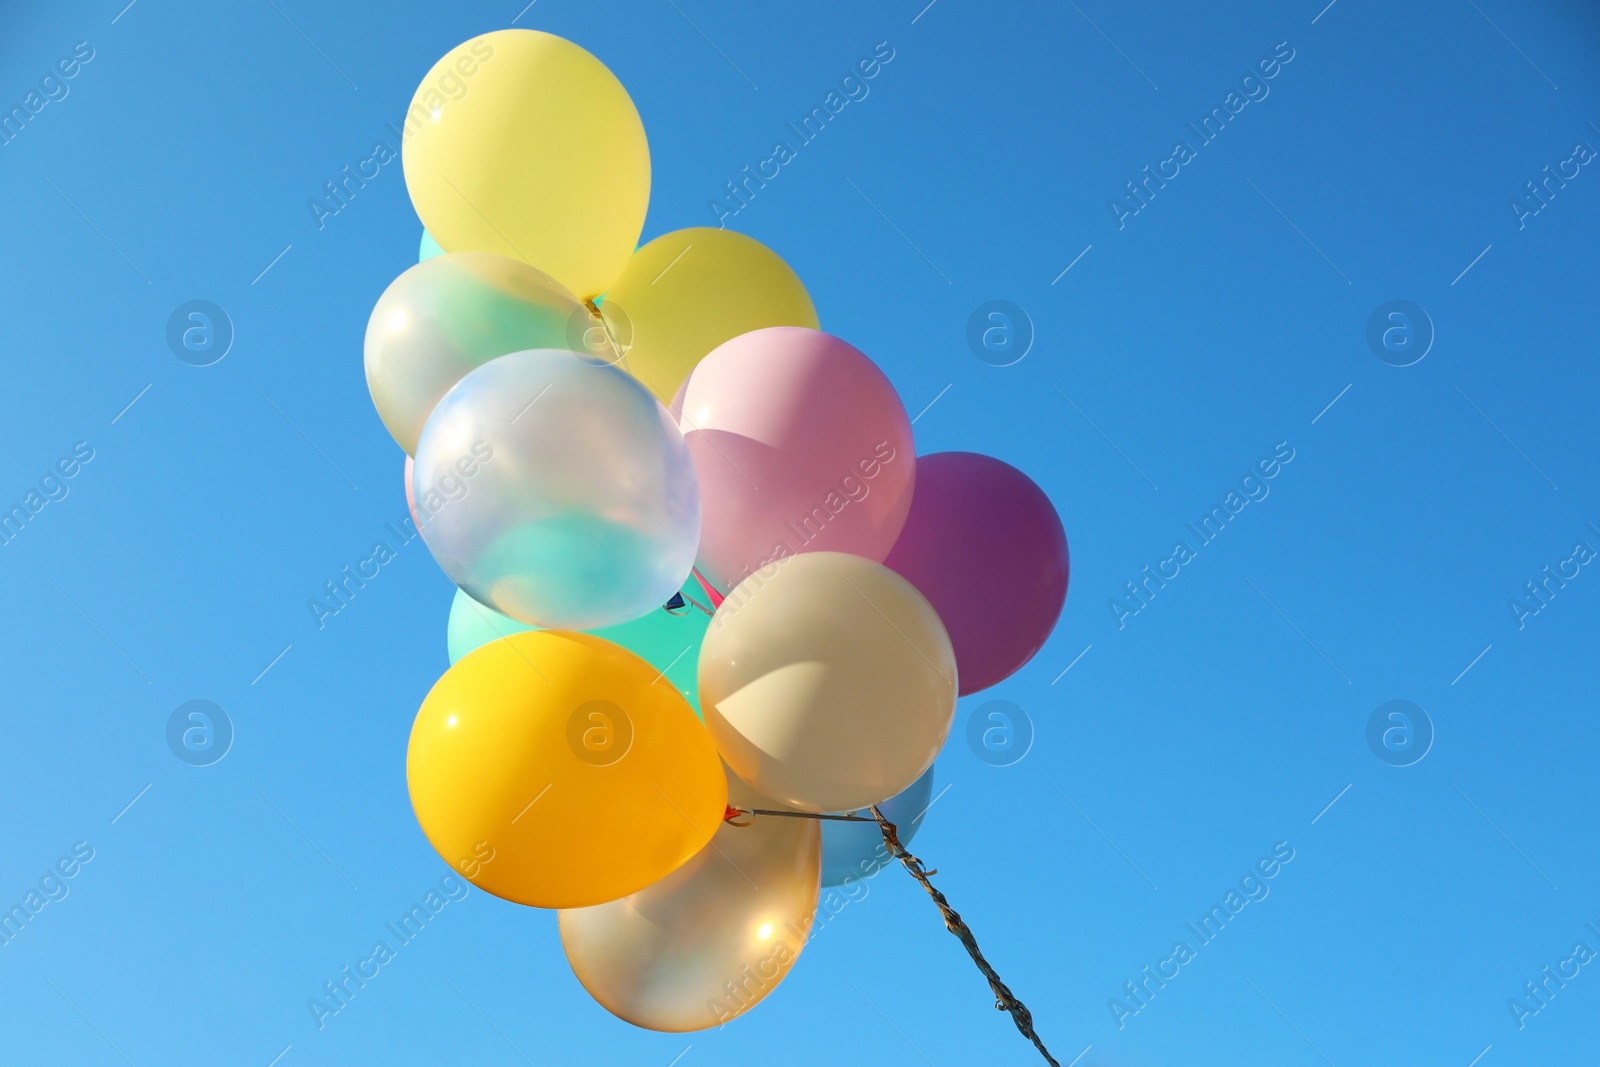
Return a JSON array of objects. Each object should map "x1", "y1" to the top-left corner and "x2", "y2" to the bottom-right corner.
[
  {"x1": 882, "y1": 452, "x2": 1068, "y2": 694},
  {"x1": 677, "y1": 327, "x2": 915, "y2": 592}
]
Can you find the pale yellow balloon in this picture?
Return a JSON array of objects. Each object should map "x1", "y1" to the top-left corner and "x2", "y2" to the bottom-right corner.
[
  {"x1": 699, "y1": 552, "x2": 958, "y2": 812},
  {"x1": 559, "y1": 771, "x2": 820, "y2": 1032},
  {"x1": 401, "y1": 30, "x2": 649, "y2": 299},
  {"x1": 602, "y1": 228, "x2": 819, "y2": 403}
]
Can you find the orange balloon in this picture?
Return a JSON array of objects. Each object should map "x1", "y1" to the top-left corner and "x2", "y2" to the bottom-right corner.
[{"x1": 407, "y1": 631, "x2": 726, "y2": 909}]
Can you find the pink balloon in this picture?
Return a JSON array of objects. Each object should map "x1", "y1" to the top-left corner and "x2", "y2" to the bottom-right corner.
[{"x1": 678, "y1": 327, "x2": 915, "y2": 592}]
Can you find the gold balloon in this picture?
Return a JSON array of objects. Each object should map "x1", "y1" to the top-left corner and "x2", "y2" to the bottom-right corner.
[
  {"x1": 559, "y1": 771, "x2": 819, "y2": 1031},
  {"x1": 699, "y1": 552, "x2": 958, "y2": 812},
  {"x1": 401, "y1": 30, "x2": 650, "y2": 299},
  {"x1": 407, "y1": 631, "x2": 726, "y2": 909},
  {"x1": 602, "y1": 228, "x2": 819, "y2": 403}
]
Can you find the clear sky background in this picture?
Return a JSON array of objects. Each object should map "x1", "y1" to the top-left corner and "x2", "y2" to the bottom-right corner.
[{"x1": 2, "y1": 1, "x2": 1598, "y2": 1065}]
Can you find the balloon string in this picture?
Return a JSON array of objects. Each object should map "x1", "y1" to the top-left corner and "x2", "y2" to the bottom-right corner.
[
  {"x1": 692, "y1": 569, "x2": 726, "y2": 609},
  {"x1": 583, "y1": 299, "x2": 628, "y2": 369},
  {"x1": 869, "y1": 806, "x2": 1062, "y2": 1067},
  {"x1": 725, "y1": 806, "x2": 878, "y2": 823},
  {"x1": 680, "y1": 592, "x2": 715, "y2": 617}
]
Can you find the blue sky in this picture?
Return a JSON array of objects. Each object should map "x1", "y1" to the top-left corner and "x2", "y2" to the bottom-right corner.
[{"x1": 2, "y1": 1, "x2": 1598, "y2": 1064}]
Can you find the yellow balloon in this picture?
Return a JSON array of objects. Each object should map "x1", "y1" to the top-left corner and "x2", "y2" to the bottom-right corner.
[
  {"x1": 407, "y1": 631, "x2": 726, "y2": 909},
  {"x1": 401, "y1": 30, "x2": 650, "y2": 300},
  {"x1": 559, "y1": 770, "x2": 819, "y2": 1032},
  {"x1": 603, "y1": 228, "x2": 819, "y2": 403}
]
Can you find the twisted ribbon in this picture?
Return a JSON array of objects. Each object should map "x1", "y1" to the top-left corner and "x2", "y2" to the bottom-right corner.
[
  {"x1": 869, "y1": 805, "x2": 1061, "y2": 1067},
  {"x1": 723, "y1": 803, "x2": 1062, "y2": 1065}
]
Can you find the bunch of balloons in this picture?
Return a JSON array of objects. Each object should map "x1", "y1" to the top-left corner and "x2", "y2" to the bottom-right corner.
[{"x1": 366, "y1": 29, "x2": 1070, "y2": 1034}]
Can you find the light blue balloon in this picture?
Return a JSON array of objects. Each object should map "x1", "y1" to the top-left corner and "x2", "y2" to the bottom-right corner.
[
  {"x1": 419, "y1": 229, "x2": 444, "y2": 262},
  {"x1": 413, "y1": 349, "x2": 700, "y2": 631},
  {"x1": 820, "y1": 764, "x2": 936, "y2": 888}
]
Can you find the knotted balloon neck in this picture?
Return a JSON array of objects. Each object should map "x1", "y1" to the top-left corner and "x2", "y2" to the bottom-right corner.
[
  {"x1": 582, "y1": 298, "x2": 628, "y2": 369},
  {"x1": 663, "y1": 591, "x2": 714, "y2": 618}
]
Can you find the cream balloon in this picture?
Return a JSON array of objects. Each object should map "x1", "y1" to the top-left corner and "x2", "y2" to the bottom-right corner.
[
  {"x1": 559, "y1": 771, "x2": 820, "y2": 1032},
  {"x1": 698, "y1": 552, "x2": 958, "y2": 812}
]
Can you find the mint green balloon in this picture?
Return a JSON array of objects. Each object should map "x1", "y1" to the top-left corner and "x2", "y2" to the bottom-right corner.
[
  {"x1": 419, "y1": 229, "x2": 444, "y2": 262},
  {"x1": 447, "y1": 587, "x2": 534, "y2": 661},
  {"x1": 446, "y1": 581, "x2": 711, "y2": 715}
]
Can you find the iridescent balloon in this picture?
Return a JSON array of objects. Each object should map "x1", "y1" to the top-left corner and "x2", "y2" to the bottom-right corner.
[
  {"x1": 559, "y1": 772, "x2": 820, "y2": 1032},
  {"x1": 364, "y1": 251, "x2": 582, "y2": 454},
  {"x1": 413, "y1": 349, "x2": 700, "y2": 631}
]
